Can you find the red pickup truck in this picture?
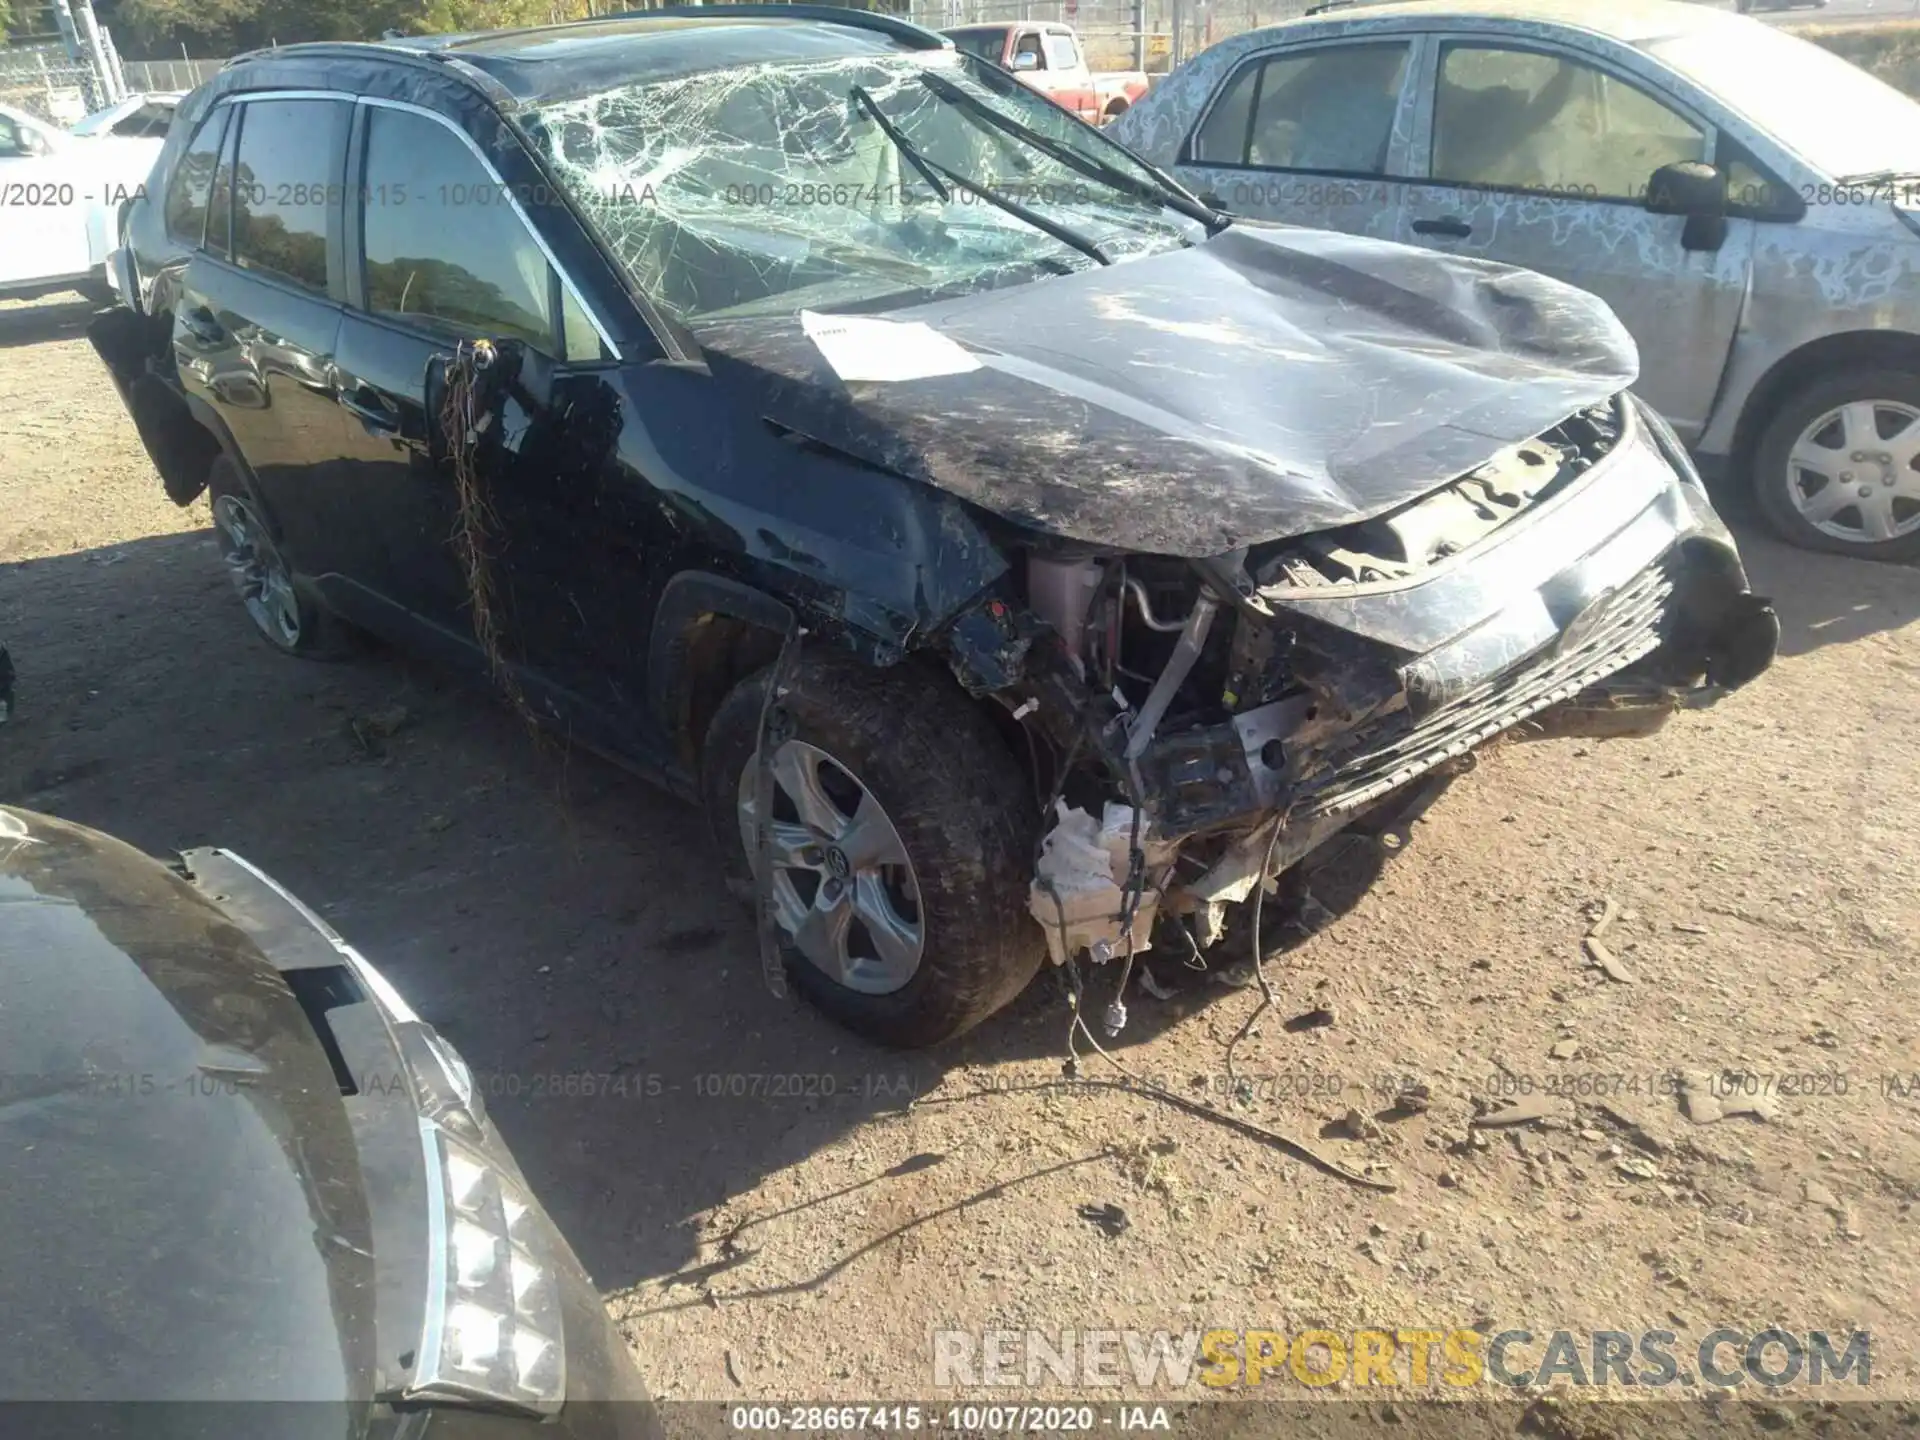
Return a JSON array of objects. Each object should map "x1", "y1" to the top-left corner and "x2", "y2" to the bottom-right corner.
[{"x1": 942, "y1": 22, "x2": 1151, "y2": 125}]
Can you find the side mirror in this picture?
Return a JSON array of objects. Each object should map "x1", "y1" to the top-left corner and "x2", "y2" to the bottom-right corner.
[
  {"x1": 1646, "y1": 161, "x2": 1725, "y2": 217},
  {"x1": 1646, "y1": 160, "x2": 1728, "y2": 253},
  {"x1": 1011, "y1": 50, "x2": 1041, "y2": 71}
]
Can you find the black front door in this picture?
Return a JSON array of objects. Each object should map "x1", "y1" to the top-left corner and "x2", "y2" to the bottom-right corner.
[
  {"x1": 331, "y1": 100, "x2": 580, "y2": 656},
  {"x1": 327, "y1": 311, "x2": 476, "y2": 641},
  {"x1": 335, "y1": 99, "x2": 671, "y2": 765}
]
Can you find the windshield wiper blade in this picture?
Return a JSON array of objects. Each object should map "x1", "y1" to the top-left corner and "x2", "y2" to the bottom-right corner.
[
  {"x1": 849, "y1": 84, "x2": 1111, "y2": 267},
  {"x1": 850, "y1": 84, "x2": 951, "y2": 202},
  {"x1": 917, "y1": 69, "x2": 1225, "y2": 233},
  {"x1": 1835, "y1": 168, "x2": 1920, "y2": 186}
]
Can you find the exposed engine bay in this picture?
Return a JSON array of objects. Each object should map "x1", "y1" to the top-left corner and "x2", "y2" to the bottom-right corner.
[
  {"x1": 1251, "y1": 409, "x2": 1617, "y2": 588},
  {"x1": 936, "y1": 399, "x2": 1779, "y2": 1033}
]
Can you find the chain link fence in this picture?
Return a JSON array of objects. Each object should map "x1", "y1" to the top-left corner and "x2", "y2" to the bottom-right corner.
[
  {"x1": 903, "y1": 0, "x2": 1313, "y2": 73},
  {"x1": 1, "y1": 43, "x2": 223, "y2": 126},
  {"x1": 1, "y1": 45, "x2": 104, "y2": 124},
  {"x1": 123, "y1": 58, "x2": 227, "y2": 93}
]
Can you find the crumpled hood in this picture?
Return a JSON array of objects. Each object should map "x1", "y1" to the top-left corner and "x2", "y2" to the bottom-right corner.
[{"x1": 693, "y1": 223, "x2": 1639, "y2": 556}]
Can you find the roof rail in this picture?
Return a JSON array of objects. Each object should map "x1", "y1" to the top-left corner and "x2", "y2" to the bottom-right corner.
[
  {"x1": 600, "y1": 4, "x2": 952, "y2": 50},
  {"x1": 226, "y1": 39, "x2": 426, "y2": 67}
]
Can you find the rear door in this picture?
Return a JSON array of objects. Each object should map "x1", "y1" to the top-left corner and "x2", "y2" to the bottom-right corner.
[
  {"x1": 1165, "y1": 37, "x2": 1423, "y2": 241},
  {"x1": 1391, "y1": 37, "x2": 1752, "y2": 442},
  {"x1": 172, "y1": 95, "x2": 354, "y2": 568}
]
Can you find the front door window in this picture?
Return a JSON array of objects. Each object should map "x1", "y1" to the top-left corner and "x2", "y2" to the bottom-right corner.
[
  {"x1": 1190, "y1": 43, "x2": 1410, "y2": 176},
  {"x1": 1432, "y1": 45, "x2": 1706, "y2": 201}
]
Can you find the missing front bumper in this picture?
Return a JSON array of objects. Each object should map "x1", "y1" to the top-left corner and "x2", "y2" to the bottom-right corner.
[{"x1": 1010, "y1": 409, "x2": 1775, "y2": 973}]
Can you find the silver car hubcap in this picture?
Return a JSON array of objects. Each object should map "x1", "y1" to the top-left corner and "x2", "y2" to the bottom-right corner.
[
  {"x1": 1785, "y1": 399, "x2": 1920, "y2": 544},
  {"x1": 736, "y1": 739, "x2": 924, "y2": 994},
  {"x1": 212, "y1": 493, "x2": 302, "y2": 648}
]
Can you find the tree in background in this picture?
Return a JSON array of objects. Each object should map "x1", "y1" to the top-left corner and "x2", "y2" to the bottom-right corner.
[
  {"x1": 111, "y1": 0, "x2": 599, "y2": 57},
  {"x1": 39, "y1": 0, "x2": 890, "y2": 61},
  {"x1": 1, "y1": 0, "x2": 38, "y2": 43}
]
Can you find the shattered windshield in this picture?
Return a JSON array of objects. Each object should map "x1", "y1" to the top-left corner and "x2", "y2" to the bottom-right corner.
[{"x1": 525, "y1": 50, "x2": 1201, "y2": 324}]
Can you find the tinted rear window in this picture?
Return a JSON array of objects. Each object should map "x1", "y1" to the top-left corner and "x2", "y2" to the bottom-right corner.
[
  {"x1": 113, "y1": 102, "x2": 175, "y2": 138},
  {"x1": 231, "y1": 99, "x2": 348, "y2": 293},
  {"x1": 163, "y1": 107, "x2": 228, "y2": 246},
  {"x1": 948, "y1": 30, "x2": 1004, "y2": 63}
]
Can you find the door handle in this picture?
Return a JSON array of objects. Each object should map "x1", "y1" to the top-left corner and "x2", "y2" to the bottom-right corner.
[
  {"x1": 180, "y1": 306, "x2": 224, "y2": 344},
  {"x1": 1411, "y1": 217, "x2": 1472, "y2": 239},
  {"x1": 339, "y1": 387, "x2": 401, "y2": 436}
]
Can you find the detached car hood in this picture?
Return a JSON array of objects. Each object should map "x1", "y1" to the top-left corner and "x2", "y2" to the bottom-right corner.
[
  {"x1": 0, "y1": 807, "x2": 374, "y2": 1405},
  {"x1": 694, "y1": 223, "x2": 1639, "y2": 556}
]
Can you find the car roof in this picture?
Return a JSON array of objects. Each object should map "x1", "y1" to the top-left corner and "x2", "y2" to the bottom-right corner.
[
  {"x1": 243, "y1": 6, "x2": 950, "y2": 106},
  {"x1": 944, "y1": 21, "x2": 1073, "y2": 31},
  {"x1": 1284, "y1": 0, "x2": 1743, "y2": 45}
]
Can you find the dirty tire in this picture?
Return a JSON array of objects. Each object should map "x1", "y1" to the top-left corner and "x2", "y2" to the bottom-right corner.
[
  {"x1": 206, "y1": 456, "x2": 358, "y2": 659},
  {"x1": 1751, "y1": 367, "x2": 1920, "y2": 562},
  {"x1": 702, "y1": 651, "x2": 1044, "y2": 1048}
]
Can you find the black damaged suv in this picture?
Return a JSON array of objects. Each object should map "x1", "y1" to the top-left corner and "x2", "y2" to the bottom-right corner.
[{"x1": 91, "y1": 5, "x2": 1776, "y2": 1048}]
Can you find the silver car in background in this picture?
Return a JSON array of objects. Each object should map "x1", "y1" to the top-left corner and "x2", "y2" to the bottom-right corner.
[{"x1": 1113, "y1": 0, "x2": 1920, "y2": 559}]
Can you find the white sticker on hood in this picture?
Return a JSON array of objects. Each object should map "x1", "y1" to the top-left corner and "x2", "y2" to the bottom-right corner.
[{"x1": 801, "y1": 310, "x2": 981, "y2": 383}]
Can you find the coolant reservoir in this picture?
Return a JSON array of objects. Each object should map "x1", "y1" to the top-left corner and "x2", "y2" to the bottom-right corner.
[{"x1": 1026, "y1": 556, "x2": 1103, "y2": 671}]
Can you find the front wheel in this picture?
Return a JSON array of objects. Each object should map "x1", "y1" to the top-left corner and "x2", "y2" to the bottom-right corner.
[
  {"x1": 1751, "y1": 367, "x2": 1920, "y2": 562},
  {"x1": 701, "y1": 650, "x2": 1043, "y2": 1048}
]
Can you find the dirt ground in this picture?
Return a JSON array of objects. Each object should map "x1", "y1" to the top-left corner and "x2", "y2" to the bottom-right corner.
[{"x1": 3, "y1": 292, "x2": 1918, "y2": 1417}]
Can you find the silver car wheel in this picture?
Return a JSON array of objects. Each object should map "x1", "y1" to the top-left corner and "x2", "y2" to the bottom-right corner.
[
  {"x1": 1784, "y1": 399, "x2": 1920, "y2": 544},
  {"x1": 736, "y1": 739, "x2": 925, "y2": 995},
  {"x1": 212, "y1": 492, "x2": 302, "y2": 648}
]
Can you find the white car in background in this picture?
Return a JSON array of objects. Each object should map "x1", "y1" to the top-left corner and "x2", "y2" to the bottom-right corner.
[
  {"x1": 1112, "y1": 0, "x2": 1920, "y2": 559},
  {"x1": 68, "y1": 91, "x2": 183, "y2": 141},
  {"x1": 2, "y1": 98, "x2": 167, "y2": 302}
]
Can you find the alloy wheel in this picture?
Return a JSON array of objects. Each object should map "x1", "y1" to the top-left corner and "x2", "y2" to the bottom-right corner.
[
  {"x1": 736, "y1": 739, "x2": 925, "y2": 994},
  {"x1": 1783, "y1": 399, "x2": 1920, "y2": 545},
  {"x1": 212, "y1": 492, "x2": 303, "y2": 648}
]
